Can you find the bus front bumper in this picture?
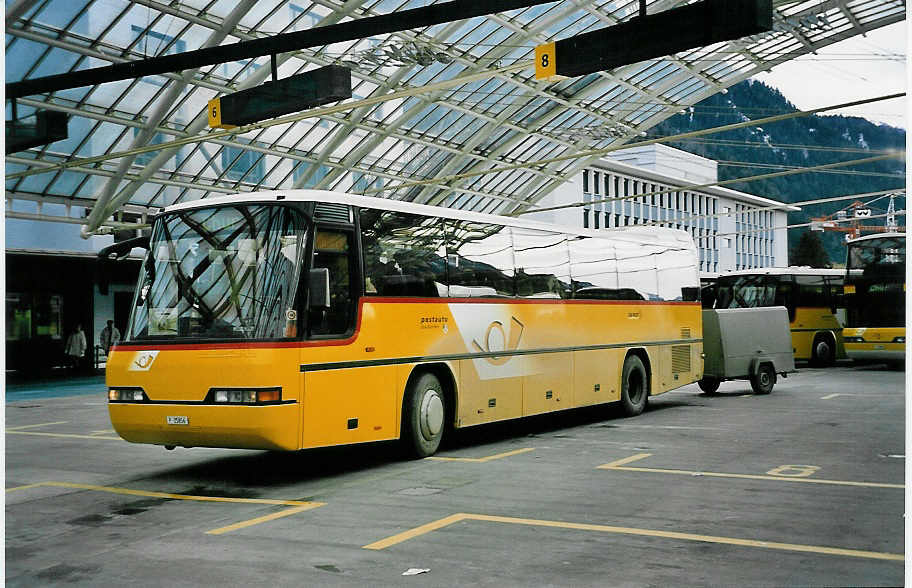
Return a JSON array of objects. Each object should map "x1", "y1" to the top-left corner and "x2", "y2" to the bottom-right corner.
[
  {"x1": 108, "y1": 402, "x2": 300, "y2": 451},
  {"x1": 845, "y1": 344, "x2": 905, "y2": 363}
]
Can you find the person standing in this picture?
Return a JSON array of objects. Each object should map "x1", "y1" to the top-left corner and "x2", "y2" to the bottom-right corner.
[
  {"x1": 65, "y1": 324, "x2": 87, "y2": 372},
  {"x1": 100, "y1": 319, "x2": 121, "y2": 354}
]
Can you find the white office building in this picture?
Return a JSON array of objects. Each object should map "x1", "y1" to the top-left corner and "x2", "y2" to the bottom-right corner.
[{"x1": 524, "y1": 144, "x2": 797, "y2": 273}]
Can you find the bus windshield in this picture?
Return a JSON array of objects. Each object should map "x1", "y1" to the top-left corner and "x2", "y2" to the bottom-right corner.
[
  {"x1": 128, "y1": 204, "x2": 308, "y2": 341},
  {"x1": 846, "y1": 235, "x2": 906, "y2": 328},
  {"x1": 715, "y1": 275, "x2": 780, "y2": 309}
]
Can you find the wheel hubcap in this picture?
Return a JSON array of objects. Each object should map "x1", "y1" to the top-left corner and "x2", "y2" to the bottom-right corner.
[
  {"x1": 817, "y1": 341, "x2": 830, "y2": 358},
  {"x1": 419, "y1": 390, "x2": 444, "y2": 440},
  {"x1": 759, "y1": 372, "x2": 770, "y2": 386}
]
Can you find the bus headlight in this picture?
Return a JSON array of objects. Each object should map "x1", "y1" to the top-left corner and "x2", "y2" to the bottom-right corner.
[
  {"x1": 209, "y1": 388, "x2": 281, "y2": 404},
  {"x1": 892, "y1": 336, "x2": 905, "y2": 343},
  {"x1": 108, "y1": 388, "x2": 146, "y2": 402}
]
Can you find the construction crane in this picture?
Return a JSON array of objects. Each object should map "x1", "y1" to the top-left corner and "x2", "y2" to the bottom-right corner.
[{"x1": 810, "y1": 193, "x2": 905, "y2": 242}]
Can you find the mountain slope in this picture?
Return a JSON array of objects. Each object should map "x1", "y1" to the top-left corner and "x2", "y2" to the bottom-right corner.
[{"x1": 651, "y1": 80, "x2": 905, "y2": 264}]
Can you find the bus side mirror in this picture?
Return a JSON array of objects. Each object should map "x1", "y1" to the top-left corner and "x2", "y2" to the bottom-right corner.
[
  {"x1": 308, "y1": 268, "x2": 330, "y2": 309},
  {"x1": 97, "y1": 236, "x2": 150, "y2": 296}
]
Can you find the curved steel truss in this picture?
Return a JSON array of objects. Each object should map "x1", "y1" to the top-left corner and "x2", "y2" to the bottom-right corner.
[{"x1": 4, "y1": 0, "x2": 906, "y2": 233}]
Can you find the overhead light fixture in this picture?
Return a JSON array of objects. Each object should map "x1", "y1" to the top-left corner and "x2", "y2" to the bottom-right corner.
[{"x1": 342, "y1": 41, "x2": 454, "y2": 69}]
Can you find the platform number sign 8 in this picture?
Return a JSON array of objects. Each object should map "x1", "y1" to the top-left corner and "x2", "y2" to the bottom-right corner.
[{"x1": 534, "y1": 42, "x2": 557, "y2": 80}]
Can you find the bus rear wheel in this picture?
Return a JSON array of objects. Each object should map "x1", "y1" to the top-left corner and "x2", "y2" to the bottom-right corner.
[
  {"x1": 402, "y1": 372, "x2": 445, "y2": 458},
  {"x1": 620, "y1": 355, "x2": 648, "y2": 416},
  {"x1": 812, "y1": 335, "x2": 835, "y2": 366}
]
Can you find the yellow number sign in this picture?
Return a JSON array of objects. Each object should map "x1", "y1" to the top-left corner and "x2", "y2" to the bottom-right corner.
[{"x1": 535, "y1": 42, "x2": 556, "y2": 80}]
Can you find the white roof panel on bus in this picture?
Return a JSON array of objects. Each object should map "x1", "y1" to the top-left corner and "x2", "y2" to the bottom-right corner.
[{"x1": 163, "y1": 190, "x2": 695, "y2": 250}]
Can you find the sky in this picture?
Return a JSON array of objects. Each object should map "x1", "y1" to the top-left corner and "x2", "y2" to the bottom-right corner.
[{"x1": 752, "y1": 20, "x2": 907, "y2": 129}]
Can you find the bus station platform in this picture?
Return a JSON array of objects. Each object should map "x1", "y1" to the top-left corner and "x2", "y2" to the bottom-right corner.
[{"x1": 5, "y1": 362, "x2": 904, "y2": 586}]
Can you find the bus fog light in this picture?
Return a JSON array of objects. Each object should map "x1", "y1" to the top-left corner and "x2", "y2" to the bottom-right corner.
[
  {"x1": 215, "y1": 390, "x2": 228, "y2": 403},
  {"x1": 844, "y1": 336, "x2": 863, "y2": 343},
  {"x1": 893, "y1": 336, "x2": 905, "y2": 343}
]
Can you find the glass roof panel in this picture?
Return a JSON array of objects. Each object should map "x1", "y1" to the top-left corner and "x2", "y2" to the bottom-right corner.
[{"x1": 4, "y1": 0, "x2": 903, "y2": 228}]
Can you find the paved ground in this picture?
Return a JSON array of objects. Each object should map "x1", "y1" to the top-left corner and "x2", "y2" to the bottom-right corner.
[{"x1": 5, "y1": 363, "x2": 906, "y2": 586}]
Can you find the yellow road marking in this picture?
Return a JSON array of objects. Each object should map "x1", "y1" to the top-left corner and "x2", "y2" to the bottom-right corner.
[
  {"x1": 821, "y1": 393, "x2": 841, "y2": 400},
  {"x1": 7, "y1": 431, "x2": 121, "y2": 440},
  {"x1": 5, "y1": 481, "x2": 325, "y2": 534},
  {"x1": 363, "y1": 513, "x2": 904, "y2": 561},
  {"x1": 90, "y1": 429, "x2": 117, "y2": 436},
  {"x1": 428, "y1": 447, "x2": 534, "y2": 463},
  {"x1": 600, "y1": 453, "x2": 652, "y2": 468},
  {"x1": 6, "y1": 421, "x2": 69, "y2": 431},
  {"x1": 6, "y1": 483, "x2": 52, "y2": 492},
  {"x1": 207, "y1": 504, "x2": 323, "y2": 535},
  {"x1": 598, "y1": 456, "x2": 903, "y2": 489}
]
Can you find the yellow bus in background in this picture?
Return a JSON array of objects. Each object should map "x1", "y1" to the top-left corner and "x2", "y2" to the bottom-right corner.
[
  {"x1": 106, "y1": 191, "x2": 703, "y2": 457},
  {"x1": 843, "y1": 232, "x2": 905, "y2": 368},
  {"x1": 712, "y1": 267, "x2": 847, "y2": 365}
]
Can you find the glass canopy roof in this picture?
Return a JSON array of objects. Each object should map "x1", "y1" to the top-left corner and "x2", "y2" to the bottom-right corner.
[{"x1": 5, "y1": 0, "x2": 906, "y2": 234}]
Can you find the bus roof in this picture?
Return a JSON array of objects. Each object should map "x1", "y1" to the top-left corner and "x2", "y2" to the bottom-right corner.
[
  {"x1": 163, "y1": 189, "x2": 695, "y2": 248},
  {"x1": 720, "y1": 267, "x2": 847, "y2": 277},
  {"x1": 846, "y1": 231, "x2": 906, "y2": 244}
]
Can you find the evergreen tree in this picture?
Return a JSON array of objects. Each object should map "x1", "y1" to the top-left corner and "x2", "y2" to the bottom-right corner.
[{"x1": 790, "y1": 230, "x2": 831, "y2": 268}]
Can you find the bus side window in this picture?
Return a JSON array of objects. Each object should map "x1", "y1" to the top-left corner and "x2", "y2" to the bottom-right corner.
[
  {"x1": 310, "y1": 230, "x2": 355, "y2": 337},
  {"x1": 775, "y1": 281, "x2": 796, "y2": 322}
]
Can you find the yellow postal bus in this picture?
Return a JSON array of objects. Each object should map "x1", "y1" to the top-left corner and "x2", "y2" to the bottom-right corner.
[
  {"x1": 712, "y1": 267, "x2": 847, "y2": 365},
  {"x1": 842, "y1": 232, "x2": 905, "y2": 367},
  {"x1": 106, "y1": 191, "x2": 703, "y2": 456}
]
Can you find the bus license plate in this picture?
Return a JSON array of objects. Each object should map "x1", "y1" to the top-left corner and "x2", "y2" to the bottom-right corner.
[{"x1": 167, "y1": 416, "x2": 189, "y2": 425}]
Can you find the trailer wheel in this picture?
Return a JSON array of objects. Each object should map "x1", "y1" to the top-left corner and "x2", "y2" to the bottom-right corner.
[
  {"x1": 750, "y1": 363, "x2": 776, "y2": 395},
  {"x1": 620, "y1": 355, "x2": 648, "y2": 416},
  {"x1": 811, "y1": 334, "x2": 835, "y2": 366},
  {"x1": 697, "y1": 377, "x2": 721, "y2": 394},
  {"x1": 402, "y1": 372, "x2": 445, "y2": 458}
]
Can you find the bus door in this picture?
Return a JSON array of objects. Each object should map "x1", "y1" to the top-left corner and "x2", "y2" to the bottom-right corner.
[{"x1": 300, "y1": 227, "x2": 398, "y2": 447}]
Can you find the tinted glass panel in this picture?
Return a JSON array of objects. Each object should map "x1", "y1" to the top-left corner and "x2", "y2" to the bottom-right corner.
[
  {"x1": 360, "y1": 209, "x2": 447, "y2": 297},
  {"x1": 796, "y1": 275, "x2": 830, "y2": 307},
  {"x1": 615, "y1": 238, "x2": 659, "y2": 301},
  {"x1": 655, "y1": 245, "x2": 699, "y2": 301},
  {"x1": 512, "y1": 227, "x2": 570, "y2": 298},
  {"x1": 129, "y1": 205, "x2": 307, "y2": 340},
  {"x1": 446, "y1": 221, "x2": 514, "y2": 297},
  {"x1": 568, "y1": 237, "x2": 618, "y2": 299},
  {"x1": 310, "y1": 230, "x2": 355, "y2": 336}
]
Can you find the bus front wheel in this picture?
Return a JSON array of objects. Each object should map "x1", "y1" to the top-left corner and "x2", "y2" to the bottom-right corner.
[
  {"x1": 620, "y1": 355, "x2": 648, "y2": 416},
  {"x1": 402, "y1": 372, "x2": 446, "y2": 458},
  {"x1": 812, "y1": 335, "x2": 835, "y2": 366}
]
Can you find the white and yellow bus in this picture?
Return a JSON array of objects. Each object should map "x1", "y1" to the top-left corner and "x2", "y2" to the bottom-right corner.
[
  {"x1": 712, "y1": 267, "x2": 847, "y2": 365},
  {"x1": 843, "y1": 232, "x2": 905, "y2": 367},
  {"x1": 106, "y1": 191, "x2": 703, "y2": 456}
]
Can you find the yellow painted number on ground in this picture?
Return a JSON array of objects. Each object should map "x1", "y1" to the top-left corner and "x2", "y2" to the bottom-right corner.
[{"x1": 767, "y1": 464, "x2": 820, "y2": 477}]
